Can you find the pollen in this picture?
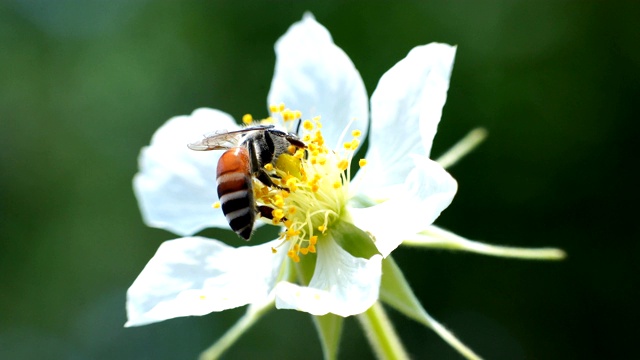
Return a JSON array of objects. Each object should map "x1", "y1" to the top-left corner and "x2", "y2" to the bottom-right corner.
[
  {"x1": 242, "y1": 114, "x2": 253, "y2": 125},
  {"x1": 283, "y1": 109, "x2": 296, "y2": 122},
  {"x1": 272, "y1": 208, "x2": 285, "y2": 222},
  {"x1": 303, "y1": 120, "x2": 314, "y2": 131},
  {"x1": 359, "y1": 159, "x2": 367, "y2": 167},
  {"x1": 252, "y1": 105, "x2": 361, "y2": 264},
  {"x1": 212, "y1": 202, "x2": 221, "y2": 209}
]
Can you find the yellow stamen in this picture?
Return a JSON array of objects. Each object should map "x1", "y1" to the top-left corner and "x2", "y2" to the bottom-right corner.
[
  {"x1": 303, "y1": 120, "x2": 314, "y2": 131},
  {"x1": 272, "y1": 208, "x2": 284, "y2": 219},
  {"x1": 212, "y1": 202, "x2": 221, "y2": 209},
  {"x1": 242, "y1": 114, "x2": 253, "y2": 125},
  {"x1": 247, "y1": 104, "x2": 365, "y2": 264},
  {"x1": 359, "y1": 159, "x2": 367, "y2": 167},
  {"x1": 337, "y1": 159, "x2": 349, "y2": 171}
]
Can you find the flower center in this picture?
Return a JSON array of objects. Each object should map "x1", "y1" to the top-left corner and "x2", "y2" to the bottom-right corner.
[{"x1": 253, "y1": 106, "x2": 365, "y2": 262}]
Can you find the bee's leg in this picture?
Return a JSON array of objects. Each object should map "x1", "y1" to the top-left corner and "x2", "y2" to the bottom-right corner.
[
  {"x1": 255, "y1": 169, "x2": 289, "y2": 191},
  {"x1": 257, "y1": 205, "x2": 287, "y2": 222}
]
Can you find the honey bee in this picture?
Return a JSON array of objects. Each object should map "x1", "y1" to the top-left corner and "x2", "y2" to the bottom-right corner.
[{"x1": 188, "y1": 125, "x2": 306, "y2": 240}]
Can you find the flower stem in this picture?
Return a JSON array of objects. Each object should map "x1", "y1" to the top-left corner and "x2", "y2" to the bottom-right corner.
[
  {"x1": 357, "y1": 302, "x2": 409, "y2": 360},
  {"x1": 199, "y1": 298, "x2": 274, "y2": 360},
  {"x1": 407, "y1": 226, "x2": 566, "y2": 260},
  {"x1": 436, "y1": 127, "x2": 488, "y2": 169}
]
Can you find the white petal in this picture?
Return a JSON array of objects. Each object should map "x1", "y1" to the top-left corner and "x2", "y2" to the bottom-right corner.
[
  {"x1": 275, "y1": 238, "x2": 382, "y2": 317},
  {"x1": 133, "y1": 108, "x2": 240, "y2": 236},
  {"x1": 354, "y1": 43, "x2": 456, "y2": 195},
  {"x1": 349, "y1": 158, "x2": 457, "y2": 257},
  {"x1": 126, "y1": 237, "x2": 286, "y2": 327},
  {"x1": 268, "y1": 12, "x2": 368, "y2": 150}
]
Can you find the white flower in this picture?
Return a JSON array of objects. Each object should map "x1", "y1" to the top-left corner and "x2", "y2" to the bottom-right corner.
[{"x1": 127, "y1": 13, "x2": 457, "y2": 327}]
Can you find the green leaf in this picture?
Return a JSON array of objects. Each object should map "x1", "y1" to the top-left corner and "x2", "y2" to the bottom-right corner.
[{"x1": 312, "y1": 314, "x2": 344, "y2": 360}]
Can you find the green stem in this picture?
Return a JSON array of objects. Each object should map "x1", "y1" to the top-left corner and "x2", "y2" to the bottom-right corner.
[
  {"x1": 199, "y1": 298, "x2": 274, "y2": 360},
  {"x1": 357, "y1": 302, "x2": 409, "y2": 360}
]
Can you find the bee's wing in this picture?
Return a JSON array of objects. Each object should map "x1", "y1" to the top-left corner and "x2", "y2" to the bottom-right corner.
[
  {"x1": 187, "y1": 129, "x2": 240, "y2": 151},
  {"x1": 187, "y1": 125, "x2": 275, "y2": 151}
]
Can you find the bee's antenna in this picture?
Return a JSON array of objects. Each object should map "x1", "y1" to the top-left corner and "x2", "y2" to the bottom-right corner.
[{"x1": 295, "y1": 118, "x2": 302, "y2": 135}]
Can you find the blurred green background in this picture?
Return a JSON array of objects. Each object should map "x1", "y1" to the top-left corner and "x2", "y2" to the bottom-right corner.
[{"x1": 1, "y1": 1, "x2": 638, "y2": 359}]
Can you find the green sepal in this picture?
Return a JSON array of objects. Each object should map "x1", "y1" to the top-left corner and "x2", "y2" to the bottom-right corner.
[
  {"x1": 312, "y1": 314, "x2": 344, "y2": 360},
  {"x1": 379, "y1": 256, "x2": 427, "y2": 324},
  {"x1": 380, "y1": 256, "x2": 482, "y2": 360},
  {"x1": 331, "y1": 219, "x2": 381, "y2": 259}
]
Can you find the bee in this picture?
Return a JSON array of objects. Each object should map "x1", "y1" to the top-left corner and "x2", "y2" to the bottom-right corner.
[{"x1": 188, "y1": 124, "x2": 306, "y2": 240}]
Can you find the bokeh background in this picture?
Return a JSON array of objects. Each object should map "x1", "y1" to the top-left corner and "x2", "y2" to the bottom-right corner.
[{"x1": 1, "y1": 1, "x2": 638, "y2": 359}]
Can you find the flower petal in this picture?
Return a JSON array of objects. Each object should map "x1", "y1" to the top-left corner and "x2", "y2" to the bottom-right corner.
[
  {"x1": 353, "y1": 43, "x2": 456, "y2": 195},
  {"x1": 275, "y1": 238, "x2": 382, "y2": 317},
  {"x1": 349, "y1": 158, "x2": 457, "y2": 257},
  {"x1": 268, "y1": 12, "x2": 368, "y2": 151},
  {"x1": 126, "y1": 237, "x2": 286, "y2": 327},
  {"x1": 133, "y1": 108, "x2": 239, "y2": 236}
]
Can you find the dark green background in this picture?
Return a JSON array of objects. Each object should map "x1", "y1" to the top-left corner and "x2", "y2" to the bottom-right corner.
[{"x1": 1, "y1": 1, "x2": 638, "y2": 359}]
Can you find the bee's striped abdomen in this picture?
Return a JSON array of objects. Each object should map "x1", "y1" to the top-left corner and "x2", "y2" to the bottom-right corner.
[{"x1": 216, "y1": 147, "x2": 255, "y2": 240}]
